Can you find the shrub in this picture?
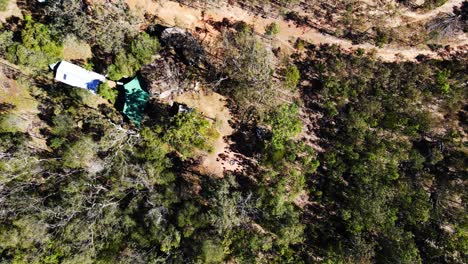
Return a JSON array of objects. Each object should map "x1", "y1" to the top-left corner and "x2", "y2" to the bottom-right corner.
[
  {"x1": 97, "y1": 82, "x2": 118, "y2": 104},
  {"x1": 375, "y1": 28, "x2": 389, "y2": 48},
  {"x1": 198, "y1": 240, "x2": 225, "y2": 264},
  {"x1": 107, "y1": 32, "x2": 159, "y2": 80},
  {"x1": 130, "y1": 32, "x2": 160, "y2": 64},
  {"x1": 62, "y1": 137, "x2": 96, "y2": 169},
  {"x1": 284, "y1": 65, "x2": 300, "y2": 89},
  {"x1": 265, "y1": 103, "x2": 302, "y2": 152},
  {"x1": 107, "y1": 53, "x2": 133, "y2": 80},
  {"x1": 265, "y1": 22, "x2": 280, "y2": 36},
  {"x1": 235, "y1": 21, "x2": 252, "y2": 34},
  {"x1": 423, "y1": 0, "x2": 448, "y2": 9},
  {"x1": 0, "y1": 30, "x2": 13, "y2": 54},
  {"x1": 163, "y1": 111, "x2": 219, "y2": 160},
  {"x1": 294, "y1": 38, "x2": 305, "y2": 50},
  {"x1": 435, "y1": 69, "x2": 450, "y2": 94}
]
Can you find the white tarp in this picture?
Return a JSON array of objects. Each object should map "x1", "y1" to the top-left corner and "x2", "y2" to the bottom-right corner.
[{"x1": 54, "y1": 61, "x2": 106, "y2": 92}]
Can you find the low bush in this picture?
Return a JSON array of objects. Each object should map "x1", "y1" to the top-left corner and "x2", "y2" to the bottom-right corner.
[
  {"x1": 284, "y1": 65, "x2": 300, "y2": 89},
  {"x1": 97, "y1": 82, "x2": 118, "y2": 104},
  {"x1": 265, "y1": 22, "x2": 280, "y2": 36}
]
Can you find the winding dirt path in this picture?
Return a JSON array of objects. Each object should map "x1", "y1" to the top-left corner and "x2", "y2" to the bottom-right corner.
[{"x1": 126, "y1": 0, "x2": 467, "y2": 62}]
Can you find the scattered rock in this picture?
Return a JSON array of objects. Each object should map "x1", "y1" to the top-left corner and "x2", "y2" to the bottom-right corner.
[
  {"x1": 140, "y1": 54, "x2": 189, "y2": 99},
  {"x1": 160, "y1": 27, "x2": 206, "y2": 66}
]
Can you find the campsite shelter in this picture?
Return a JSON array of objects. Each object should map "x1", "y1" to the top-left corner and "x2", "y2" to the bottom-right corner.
[
  {"x1": 53, "y1": 61, "x2": 106, "y2": 93},
  {"x1": 123, "y1": 77, "x2": 149, "y2": 127}
]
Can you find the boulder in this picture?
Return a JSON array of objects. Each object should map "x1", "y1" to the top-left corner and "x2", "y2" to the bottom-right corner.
[
  {"x1": 160, "y1": 27, "x2": 205, "y2": 66},
  {"x1": 140, "y1": 54, "x2": 192, "y2": 99}
]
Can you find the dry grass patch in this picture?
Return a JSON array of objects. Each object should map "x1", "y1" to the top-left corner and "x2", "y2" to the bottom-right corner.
[{"x1": 63, "y1": 35, "x2": 93, "y2": 61}]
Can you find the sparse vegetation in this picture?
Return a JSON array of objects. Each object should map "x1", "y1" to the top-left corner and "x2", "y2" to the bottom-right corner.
[
  {"x1": 423, "y1": 0, "x2": 449, "y2": 10},
  {"x1": 265, "y1": 21, "x2": 280, "y2": 36},
  {"x1": 0, "y1": 0, "x2": 9, "y2": 11}
]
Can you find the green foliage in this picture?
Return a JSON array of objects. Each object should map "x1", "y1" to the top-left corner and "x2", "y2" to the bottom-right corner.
[
  {"x1": 0, "y1": 14, "x2": 466, "y2": 264},
  {"x1": 206, "y1": 175, "x2": 245, "y2": 234},
  {"x1": 284, "y1": 65, "x2": 300, "y2": 89},
  {"x1": 436, "y1": 69, "x2": 451, "y2": 94},
  {"x1": 108, "y1": 32, "x2": 159, "y2": 80},
  {"x1": 294, "y1": 38, "x2": 306, "y2": 50},
  {"x1": 265, "y1": 21, "x2": 280, "y2": 36},
  {"x1": 375, "y1": 28, "x2": 390, "y2": 48},
  {"x1": 137, "y1": 127, "x2": 174, "y2": 185},
  {"x1": 199, "y1": 240, "x2": 225, "y2": 263},
  {"x1": 0, "y1": 113, "x2": 21, "y2": 133},
  {"x1": 163, "y1": 111, "x2": 219, "y2": 160},
  {"x1": 0, "y1": 0, "x2": 8, "y2": 11},
  {"x1": 130, "y1": 32, "x2": 160, "y2": 64},
  {"x1": 83, "y1": 61, "x2": 94, "y2": 71},
  {"x1": 0, "y1": 217, "x2": 49, "y2": 262},
  {"x1": 62, "y1": 137, "x2": 96, "y2": 168},
  {"x1": 300, "y1": 45, "x2": 467, "y2": 263},
  {"x1": 177, "y1": 202, "x2": 207, "y2": 237},
  {"x1": 234, "y1": 21, "x2": 252, "y2": 34},
  {"x1": 0, "y1": 30, "x2": 13, "y2": 54},
  {"x1": 264, "y1": 103, "x2": 302, "y2": 152},
  {"x1": 97, "y1": 82, "x2": 118, "y2": 104},
  {"x1": 6, "y1": 18, "x2": 62, "y2": 69},
  {"x1": 423, "y1": 0, "x2": 448, "y2": 9},
  {"x1": 107, "y1": 52, "x2": 134, "y2": 80}
]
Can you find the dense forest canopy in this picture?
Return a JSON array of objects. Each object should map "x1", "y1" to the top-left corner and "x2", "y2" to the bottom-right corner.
[{"x1": 0, "y1": 0, "x2": 466, "y2": 263}]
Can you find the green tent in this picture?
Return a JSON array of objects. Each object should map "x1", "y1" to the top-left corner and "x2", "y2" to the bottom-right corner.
[{"x1": 123, "y1": 77, "x2": 149, "y2": 127}]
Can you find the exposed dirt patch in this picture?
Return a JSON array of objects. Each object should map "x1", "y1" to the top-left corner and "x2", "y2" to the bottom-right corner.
[
  {"x1": 293, "y1": 190, "x2": 310, "y2": 209},
  {"x1": 174, "y1": 90, "x2": 242, "y2": 177},
  {"x1": 0, "y1": 0, "x2": 22, "y2": 23},
  {"x1": 126, "y1": 0, "x2": 467, "y2": 62}
]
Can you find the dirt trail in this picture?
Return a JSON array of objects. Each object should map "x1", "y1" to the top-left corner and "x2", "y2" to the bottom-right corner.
[{"x1": 127, "y1": 0, "x2": 467, "y2": 62}]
